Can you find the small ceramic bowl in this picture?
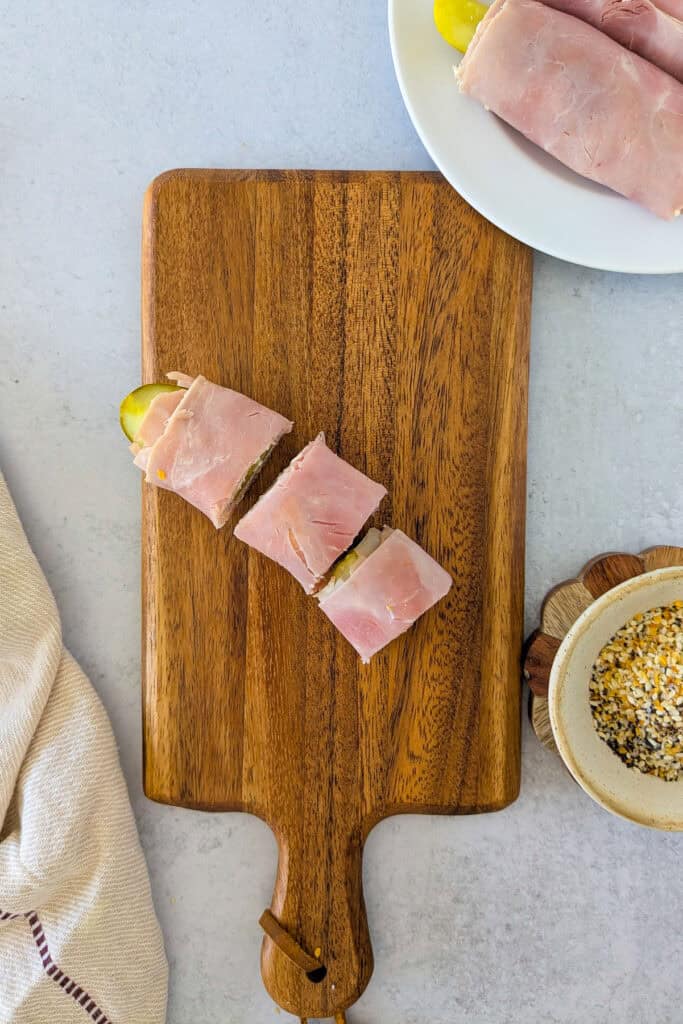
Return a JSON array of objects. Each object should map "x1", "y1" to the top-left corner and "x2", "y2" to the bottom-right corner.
[{"x1": 548, "y1": 565, "x2": 683, "y2": 830}]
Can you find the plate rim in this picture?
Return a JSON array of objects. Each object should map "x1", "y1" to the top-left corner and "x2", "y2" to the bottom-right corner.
[{"x1": 387, "y1": 0, "x2": 683, "y2": 275}]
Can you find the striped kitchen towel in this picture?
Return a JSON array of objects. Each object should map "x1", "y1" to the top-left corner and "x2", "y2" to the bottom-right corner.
[{"x1": 0, "y1": 472, "x2": 167, "y2": 1024}]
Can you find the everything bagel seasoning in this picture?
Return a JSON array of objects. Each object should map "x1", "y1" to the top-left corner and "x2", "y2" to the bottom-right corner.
[{"x1": 589, "y1": 601, "x2": 683, "y2": 781}]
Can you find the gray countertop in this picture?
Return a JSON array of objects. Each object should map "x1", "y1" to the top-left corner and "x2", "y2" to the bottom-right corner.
[{"x1": 2, "y1": 3, "x2": 682, "y2": 1022}]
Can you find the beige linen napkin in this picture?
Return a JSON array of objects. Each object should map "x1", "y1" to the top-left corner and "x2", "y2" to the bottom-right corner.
[{"x1": 0, "y1": 473, "x2": 168, "y2": 1024}]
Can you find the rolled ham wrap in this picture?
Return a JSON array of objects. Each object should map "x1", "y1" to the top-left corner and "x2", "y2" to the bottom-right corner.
[
  {"x1": 132, "y1": 374, "x2": 293, "y2": 528},
  {"x1": 234, "y1": 433, "x2": 387, "y2": 593},
  {"x1": 456, "y1": 0, "x2": 683, "y2": 219},
  {"x1": 317, "y1": 528, "x2": 452, "y2": 663},
  {"x1": 542, "y1": 0, "x2": 683, "y2": 83}
]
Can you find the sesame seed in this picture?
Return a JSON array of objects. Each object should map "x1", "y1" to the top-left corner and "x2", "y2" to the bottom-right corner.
[{"x1": 589, "y1": 602, "x2": 683, "y2": 782}]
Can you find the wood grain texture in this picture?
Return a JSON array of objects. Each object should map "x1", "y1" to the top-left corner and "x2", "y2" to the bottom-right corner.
[
  {"x1": 141, "y1": 170, "x2": 532, "y2": 1018},
  {"x1": 526, "y1": 547, "x2": 683, "y2": 753},
  {"x1": 541, "y1": 579, "x2": 594, "y2": 640},
  {"x1": 528, "y1": 694, "x2": 557, "y2": 753},
  {"x1": 641, "y1": 545, "x2": 683, "y2": 571},
  {"x1": 523, "y1": 630, "x2": 561, "y2": 698},
  {"x1": 582, "y1": 552, "x2": 645, "y2": 598}
]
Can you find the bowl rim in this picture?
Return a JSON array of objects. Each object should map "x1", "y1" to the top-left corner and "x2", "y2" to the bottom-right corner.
[{"x1": 548, "y1": 564, "x2": 683, "y2": 831}]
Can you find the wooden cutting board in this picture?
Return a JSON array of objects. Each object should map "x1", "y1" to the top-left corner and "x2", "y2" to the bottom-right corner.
[{"x1": 141, "y1": 170, "x2": 532, "y2": 1019}]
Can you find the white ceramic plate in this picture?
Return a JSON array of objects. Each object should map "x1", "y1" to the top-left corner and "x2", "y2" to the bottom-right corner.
[{"x1": 388, "y1": 0, "x2": 683, "y2": 273}]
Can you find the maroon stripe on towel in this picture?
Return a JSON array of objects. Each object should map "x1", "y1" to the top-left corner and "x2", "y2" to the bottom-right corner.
[{"x1": 0, "y1": 908, "x2": 112, "y2": 1023}]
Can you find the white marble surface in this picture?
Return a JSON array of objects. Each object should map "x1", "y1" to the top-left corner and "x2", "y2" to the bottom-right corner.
[{"x1": 2, "y1": 2, "x2": 682, "y2": 1021}]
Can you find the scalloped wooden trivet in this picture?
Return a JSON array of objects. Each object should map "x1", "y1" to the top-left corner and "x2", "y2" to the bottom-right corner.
[{"x1": 523, "y1": 546, "x2": 683, "y2": 757}]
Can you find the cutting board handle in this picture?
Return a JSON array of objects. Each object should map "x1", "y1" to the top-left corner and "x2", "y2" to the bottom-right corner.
[{"x1": 259, "y1": 827, "x2": 373, "y2": 1018}]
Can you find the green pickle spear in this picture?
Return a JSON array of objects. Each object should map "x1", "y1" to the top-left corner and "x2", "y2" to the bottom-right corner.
[
  {"x1": 329, "y1": 548, "x2": 360, "y2": 585},
  {"x1": 119, "y1": 383, "x2": 182, "y2": 443},
  {"x1": 434, "y1": 0, "x2": 487, "y2": 52}
]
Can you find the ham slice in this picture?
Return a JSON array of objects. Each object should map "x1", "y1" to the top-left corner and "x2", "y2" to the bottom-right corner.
[
  {"x1": 457, "y1": 0, "x2": 683, "y2": 219},
  {"x1": 129, "y1": 389, "x2": 185, "y2": 457},
  {"x1": 133, "y1": 374, "x2": 293, "y2": 528},
  {"x1": 542, "y1": 0, "x2": 683, "y2": 82},
  {"x1": 233, "y1": 433, "x2": 387, "y2": 593},
  {"x1": 317, "y1": 528, "x2": 452, "y2": 663},
  {"x1": 657, "y1": 0, "x2": 683, "y2": 18},
  {"x1": 166, "y1": 371, "x2": 194, "y2": 389}
]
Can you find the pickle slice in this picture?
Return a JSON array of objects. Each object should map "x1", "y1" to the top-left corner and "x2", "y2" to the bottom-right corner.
[
  {"x1": 329, "y1": 547, "x2": 361, "y2": 586},
  {"x1": 318, "y1": 528, "x2": 386, "y2": 601},
  {"x1": 119, "y1": 383, "x2": 182, "y2": 442},
  {"x1": 232, "y1": 445, "x2": 276, "y2": 505},
  {"x1": 434, "y1": 0, "x2": 487, "y2": 52}
]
